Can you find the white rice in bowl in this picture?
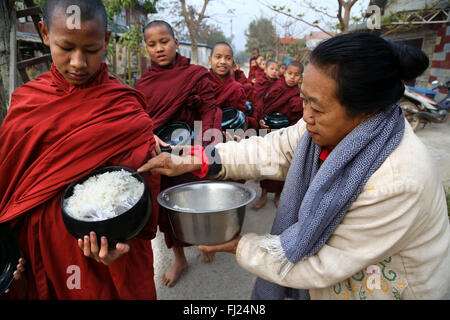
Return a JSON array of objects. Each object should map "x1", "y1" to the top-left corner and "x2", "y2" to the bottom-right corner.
[{"x1": 64, "y1": 169, "x2": 145, "y2": 221}]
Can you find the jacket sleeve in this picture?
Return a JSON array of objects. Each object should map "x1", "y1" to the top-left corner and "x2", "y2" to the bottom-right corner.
[
  {"x1": 235, "y1": 178, "x2": 424, "y2": 290},
  {"x1": 213, "y1": 119, "x2": 306, "y2": 181}
]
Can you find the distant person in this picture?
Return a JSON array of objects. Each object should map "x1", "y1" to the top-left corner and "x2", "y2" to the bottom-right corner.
[
  {"x1": 135, "y1": 20, "x2": 222, "y2": 288},
  {"x1": 247, "y1": 48, "x2": 260, "y2": 83},
  {"x1": 251, "y1": 60, "x2": 279, "y2": 131},
  {"x1": 256, "y1": 62, "x2": 304, "y2": 209},
  {"x1": 279, "y1": 64, "x2": 287, "y2": 77}
]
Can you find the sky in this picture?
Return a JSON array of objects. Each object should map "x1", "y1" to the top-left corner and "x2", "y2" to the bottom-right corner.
[{"x1": 152, "y1": 0, "x2": 371, "y2": 53}]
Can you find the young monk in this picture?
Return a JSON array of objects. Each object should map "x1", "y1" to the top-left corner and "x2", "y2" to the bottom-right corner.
[
  {"x1": 255, "y1": 61, "x2": 304, "y2": 209},
  {"x1": 232, "y1": 61, "x2": 247, "y2": 85},
  {"x1": 252, "y1": 60, "x2": 279, "y2": 123},
  {"x1": 247, "y1": 48, "x2": 260, "y2": 81},
  {"x1": 0, "y1": 0, "x2": 160, "y2": 299},
  {"x1": 279, "y1": 64, "x2": 287, "y2": 77},
  {"x1": 208, "y1": 43, "x2": 246, "y2": 113},
  {"x1": 135, "y1": 20, "x2": 222, "y2": 287}
]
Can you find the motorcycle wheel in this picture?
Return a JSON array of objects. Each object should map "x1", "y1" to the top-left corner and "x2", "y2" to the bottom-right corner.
[{"x1": 400, "y1": 100, "x2": 421, "y2": 131}]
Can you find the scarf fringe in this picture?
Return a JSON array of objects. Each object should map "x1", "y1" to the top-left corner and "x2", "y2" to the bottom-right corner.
[{"x1": 258, "y1": 235, "x2": 294, "y2": 280}]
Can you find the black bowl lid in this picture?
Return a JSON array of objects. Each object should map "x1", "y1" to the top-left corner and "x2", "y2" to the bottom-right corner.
[
  {"x1": 155, "y1": 122, "x2": 193, "y2": 147},
  {"x1": 0, "y1": 225, "x2": 21, "y2": 295}
]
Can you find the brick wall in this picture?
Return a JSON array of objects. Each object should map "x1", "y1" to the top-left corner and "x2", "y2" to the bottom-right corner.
[{"x1": 429, "y1": 24, "x2": 450, "y2": 96}]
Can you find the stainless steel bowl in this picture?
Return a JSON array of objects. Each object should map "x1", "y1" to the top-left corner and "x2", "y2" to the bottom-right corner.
[{"x1": 157, "y1": 181, "x2": 256, "y2": 245}]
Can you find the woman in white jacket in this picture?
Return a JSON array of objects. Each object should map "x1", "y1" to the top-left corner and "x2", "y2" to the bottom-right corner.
[{"x1": 139, "y1": 33, "x2": 450, "y2": 300}]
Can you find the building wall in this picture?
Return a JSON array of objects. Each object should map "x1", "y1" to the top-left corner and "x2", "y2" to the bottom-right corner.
[
  {"x1": 178, "y1": 42, "x2": 212, "y2": 68},
  {"x1": 429, "y1": 24, "x2": 450, "y2": 96}
]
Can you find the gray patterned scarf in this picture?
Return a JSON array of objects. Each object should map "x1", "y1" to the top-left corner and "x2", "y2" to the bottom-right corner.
[{"x1": 252, "y1": 104, "x2": 405, "y2": 300}]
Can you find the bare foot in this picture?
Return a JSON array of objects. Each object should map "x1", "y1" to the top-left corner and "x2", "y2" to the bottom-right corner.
[
  {"x1": 203, "y1": 251, "x2": 215, "y2": 262},
  {"x1": 162, "y1": 260, "x2": 188, "y2": 287},
  {"x1": 253, "y1": 190, "x2": 267, "y2": 210},
  {"x1": 274, "y1": 193, "x2": 280, "y2": 208}
]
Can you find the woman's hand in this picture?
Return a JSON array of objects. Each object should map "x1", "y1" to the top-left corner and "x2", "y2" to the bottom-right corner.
[
  {"x1": 138, "y1": 151, "x2": 201, "y2": 176},
  {"x1": 198, "y1": 235, "x2": 242, "y2": 255},
  {"x1": 151, "y1": 135, "x2": 171, "y2": 156},
  {"x1": 78, "y1": 232, "x2": 130, "y2": 265},
  {"x1": 4, "y1": 258, "x2": 26, "y2": 294}
]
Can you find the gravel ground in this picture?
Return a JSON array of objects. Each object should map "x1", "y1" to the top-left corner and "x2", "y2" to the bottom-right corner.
[{"x1": 151, "y1": 119, "x2": 450, "y2": 300}]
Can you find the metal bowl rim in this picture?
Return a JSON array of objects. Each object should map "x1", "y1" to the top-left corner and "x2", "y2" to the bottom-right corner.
[{"x1": 157, "y1": 180, "x2": 256, "y2": 213}]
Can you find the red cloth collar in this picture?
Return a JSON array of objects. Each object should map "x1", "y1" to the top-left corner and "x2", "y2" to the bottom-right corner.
[{"x1": 319, "y1": 147, "x2": 331, "y2": 161}]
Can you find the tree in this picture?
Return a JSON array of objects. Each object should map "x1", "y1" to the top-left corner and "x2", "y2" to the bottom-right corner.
[
  {"x1": 104, "y1": 0, "x2": 158, "y2": 85},
  {"x1": 263, "y1": 0, "x2": 363, "y2": 36},
  {"x1": 197, "y1": 23, "x2": 229, "y2": 47},
  {"x1": 245, "y1": 17, "x2": 277, "y2": 59},
  {"x1": 179, "y1": 0, "x2": 211, "y2": 65},
  {"x1": 0, "y1": 0, "x2": 13, "y2": 124}
]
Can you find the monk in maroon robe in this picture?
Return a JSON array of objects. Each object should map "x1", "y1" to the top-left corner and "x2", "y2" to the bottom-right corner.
[
  {"x1": 252, "y1": 61, "x2": 279, "y2": 121},
  {"x1": 135, "y1": 21, "x2": 222, "y2": 288},
  {"x1": 255, "y1": 62, "x2": 304, "y2": 209},
  {"x1": 0, "y1": 0, "x2": 159, "y2": 299}
]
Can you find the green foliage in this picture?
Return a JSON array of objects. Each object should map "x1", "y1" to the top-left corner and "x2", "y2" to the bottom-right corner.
[
  {"x1": 286, "y1": 39, "x2": 306, "y2": 58},
  {"x1": 118, "y1": 23, "x2": 142, "y2": 50},
  {"x1": 245, "y1": 17, "x2": 277, "y2": 58}
]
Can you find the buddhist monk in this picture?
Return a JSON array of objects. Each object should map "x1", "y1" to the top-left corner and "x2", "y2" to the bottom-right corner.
[
  {"x1": 255, "y1": 61, "x2": 304, "y2": 209},
  {"x1": 0, "y1": 0, "x2": 160, "y2": 299},
  {"x1": 247, "y1": 48, "x2": 260, "y2": 82},
  {"x1": 135, "y1": 20, "x2": 222, "y2": 287},
  {"x1": 208, "y1": 42, "x2": 246, "y2": 113},
  {"x1": 279, "y1": 64, "x2": 287, "y2": 77},
  {"x1": 252, "y1": 60, "x2": 279, "y2": 122},
  {"x1": 232, "y1": 61, "x2": 247, "y2": 85}
]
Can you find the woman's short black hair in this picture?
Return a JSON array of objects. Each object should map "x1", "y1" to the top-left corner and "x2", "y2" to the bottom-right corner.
[{"x1": 310, "y1": 32, "x2": 429, "y2": 117}]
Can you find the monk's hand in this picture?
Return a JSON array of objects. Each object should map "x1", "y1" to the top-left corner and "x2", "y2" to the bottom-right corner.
[
  {"x1": 78, "y1": 232, "x2": 130, "y2": 265},
  {"x1": 152, "y1": 135, "x2": 171, "y2": 156},
  {"x1": 259, "y1": 120, "x2": 270, "y2": 131},
  {"x1": 223, "y1": 131, "x2": 242, "y2": 142},
  {"x1": 198, "y1": 235, "x2": 242, "y2": 255},
  {"x1": 137, "y1": 151, "x2": 201, "y2": 176},
  {"x1": 5, "y1": 258, "x2": 26, "y2": 294}
]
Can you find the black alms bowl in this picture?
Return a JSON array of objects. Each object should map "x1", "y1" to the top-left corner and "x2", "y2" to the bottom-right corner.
[
  {"x1": 222, "y1": 107, "x2": 247, "y2": 131},
  {"x1": 0, "y1": 224, "x2": 22, "y2": 295},
  {"x1": 264, "y1": 112, "x2": 290, "y2": 130},
  {"x1": 155, "y1": 121, "x2": 194, "y2": 153},
  {"x1": 61, "y1": 166, "x2": 152, "y2": 248}
]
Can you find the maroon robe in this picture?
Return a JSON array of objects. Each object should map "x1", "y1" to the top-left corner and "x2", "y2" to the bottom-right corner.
[
  {"x1": 260, "y1": 77, "x2": 303, "y2": 194},
  {"x1": 0, "y1": 62, "x2": 158, "y2": 299},
  {"x1": 234, "y1": 69, "x2": 247, "y2": 85},
  {"x1": 253, "y1": 75, "x2": 278, "y2": 121},
  {"x1": 208, "y1": 69, "x2": 246, "y2": 113},
  {"x1": 135, "y1": 53, "x2": 222, "y2": 144},
  {"x1": 135, "y1": 54, "x2": 222, "y2": 248}
]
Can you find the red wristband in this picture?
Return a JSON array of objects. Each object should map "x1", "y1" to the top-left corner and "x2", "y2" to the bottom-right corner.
[{"x1": 190, "y1": 145, "x2": 210, "y2": 178}]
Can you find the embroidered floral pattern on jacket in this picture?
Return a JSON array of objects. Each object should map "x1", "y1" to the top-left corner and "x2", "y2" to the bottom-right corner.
[{"x1": 331, "y1": 257, "x2": 408, "y2": 300}]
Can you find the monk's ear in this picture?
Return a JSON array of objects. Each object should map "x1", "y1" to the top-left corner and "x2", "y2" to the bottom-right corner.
[
  {"x1": 38, "y1": 21, "x2": 50, "y2": 46},
  {"x1": 208, "y1": 55, "x2": 212, "y2": 65},
  {"x1": 174, "y1": 38, "x2": 179, "y2": 49}
]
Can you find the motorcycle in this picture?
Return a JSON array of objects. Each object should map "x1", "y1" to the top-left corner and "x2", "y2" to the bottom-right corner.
[{"x1": 400, "y1": 80, "x2": 449, "y2": 131}]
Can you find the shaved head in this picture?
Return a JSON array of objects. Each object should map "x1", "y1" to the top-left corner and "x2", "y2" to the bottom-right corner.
[
  {"x1": 143, "y1": 20, "x2": 175, "y2": 39},
  {"x1": 43, "y1": 0, "x2": 107, "y2": 32}
]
